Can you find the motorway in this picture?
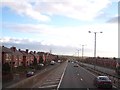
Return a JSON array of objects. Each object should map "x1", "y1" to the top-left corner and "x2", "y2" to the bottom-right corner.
[
  {"x1": 7, "y1": 60, "x2": 119, "y2": 89},
  {"x1": 33, "y1": 60, "x2": 118, "y2": 89},
  {"x1": 59, "y1": 61, "x2": 96, "y2": 89}
]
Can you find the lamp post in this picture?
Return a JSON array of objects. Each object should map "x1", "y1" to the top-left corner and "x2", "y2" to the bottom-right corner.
[
  {"x1": 77, "y1": 49, "x2": 80, "y2": 58},
  {"x1": 88, "y1": 31, "x2": 103, "y2": 70},
  {"x1": 81, "y1": 45, "x2": 86, "y2": 60}
]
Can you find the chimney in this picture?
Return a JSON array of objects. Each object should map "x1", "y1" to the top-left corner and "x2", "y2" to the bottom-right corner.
[
  {"x1": 34, "y1": 51, "x2": 36, "y2": 54},
  {"x1": 26, "y1": 49, "x2": 29, "y2": 53},
  {"x1": 19, "y1": 49, "x2": 21, "y2": 51},
  {"x1": 11, "y1": 46, "x2": 16, "y2": 52}
]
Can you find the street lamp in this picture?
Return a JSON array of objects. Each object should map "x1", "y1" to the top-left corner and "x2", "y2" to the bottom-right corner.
[
  {"x1": 76, "y1": 49, "x2": 80, "y2": 58},
  {"x1": 88, "y1": 31, "x2": 103, "y2": 69},
  {"x1": 81, "y1": 44, "x2": 86, "y2": 60}
]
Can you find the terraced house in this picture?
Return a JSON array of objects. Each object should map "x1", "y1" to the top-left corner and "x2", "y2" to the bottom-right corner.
[
  {"x1": 2, "y1": 46, "x2": 12, "y2": 65},
  {"x1": 10, "y1": 47, "x2": 23, "y2": 67},
  {"x1": 2, "y1": 46, "x2": 58, "y2": 68},
  {"x1": 19, "y1": 49, "x2": 34, "y2": 67}
]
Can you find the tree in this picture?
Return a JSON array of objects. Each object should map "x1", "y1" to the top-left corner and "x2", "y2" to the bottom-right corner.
[
  {"x1": 39, "y1": 56, "x2": 43, "y2": 63},
  {"x1": 33, "y1": 56, "x2": 37, "y2": 66},
  {"x1": 2, "y1": 62, "x2": 11, "y2": 73}
]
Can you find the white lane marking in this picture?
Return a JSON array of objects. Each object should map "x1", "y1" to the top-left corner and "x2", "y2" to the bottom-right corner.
[
  {"x1": 39, "y1": 84, "x2": 57, "y2": 88},
  {"x1": 77, "y1": 74, "x2": 79, "y2": 76},
  {"x1": 87, "y1": 88, "x2": 89, "y2": 90},
  {"x1": 57, "y1": 61, "x2": 68, "y2": 89},
  {"x1": 80, "y1": 65, "x2": 96, "y2": 77},
  {"x1": 42, "y1": 81, "x2": 58, "y2": 85},
  {"x1": 80, "y1": 78, "x2": 83, "y2": 81},
  {"x1": 113, "y1": 85, "x2": 117, "y2": 88}
]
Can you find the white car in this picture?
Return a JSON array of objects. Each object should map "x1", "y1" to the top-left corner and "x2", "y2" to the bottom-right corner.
[
  {"x1": 38, "y1": 63, "x2": 44, "y2": 67},
  {"x1": 58, "y1": 60, "x2": 61, "y2": 63},
  {"x1": 50, "y1": 61, "x2": 55, "y2": 65}
]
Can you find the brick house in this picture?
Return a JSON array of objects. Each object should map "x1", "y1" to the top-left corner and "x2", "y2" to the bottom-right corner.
[
  {"x1": 30, "y1": 51, "x2": 39, "y2": 64},
  {"x1": 37, "y1": 52, "x2": 46, "y2": 63},
  {"x1": 20, "y1": 49, "x2": 34, "y2": 67},
  {"x1": 10, "y1": 47, "x2": 23, "y2": 67},
  {"x1": 2, "y1": 46, "x2": 12, "y2": 65}
]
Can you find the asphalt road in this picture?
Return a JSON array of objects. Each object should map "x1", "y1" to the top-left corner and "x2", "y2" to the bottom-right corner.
[{"x1": 59, "y1": 61, "x2": 118, "y2": 90}]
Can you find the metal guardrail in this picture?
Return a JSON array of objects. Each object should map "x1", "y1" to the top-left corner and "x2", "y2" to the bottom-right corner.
[{"x1": 79, "y1": 63, "x2": 120, "y2": 89}]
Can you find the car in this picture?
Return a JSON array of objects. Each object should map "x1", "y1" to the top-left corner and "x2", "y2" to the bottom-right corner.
[
  {"x1": 50, "y1": 60, "x2": 55, "y2": 65},
  {"x1": 74, "y1": 64, "x2": 79, "y2": 67},
  {"x1": 37, "y1": 63, "x2": 44, "y2": 69},
  {"x1": 94, "y1": 76, "x2": 112, "y2": 88},
  {"x1": 26, "y1": 71, "x2": 35, "y2": 77},
  {"x1": 58, "y1": 60, "x2": 61, "y2": 63},
  {"x1": 38, "y1": 63, "x2": 44, "y2": 67}
]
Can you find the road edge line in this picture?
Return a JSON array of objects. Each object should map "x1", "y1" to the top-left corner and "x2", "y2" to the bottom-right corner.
[{"x1": 57, "y1": 61, "x2": 68, "y2": 89}]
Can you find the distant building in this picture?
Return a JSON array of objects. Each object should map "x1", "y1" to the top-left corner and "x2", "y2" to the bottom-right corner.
[
  {"x1": 2, "y1": 46, "x2": 12, "y2": 65},
  {"x1": 20, "y1": 49, "x2": 34, "y2": 67},
  {"x1": 10, "y1": 47, "x2": 23, "y2": 67},
  {"x1": 30, "y1": 51, "x2": 39, "y2": 64}
]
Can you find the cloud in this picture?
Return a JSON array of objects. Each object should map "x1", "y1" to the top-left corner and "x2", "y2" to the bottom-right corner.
[
  {"x1": 2, "y1": 22, "x2": 118, "y2": 57},
  {"x1": 1, "y1": 37, "x2": 92, "y2": 56},
  {"x1": 1, "y1": 0, "x2": 51, "y2": 22},
  {"x1": 1, "y1": 0, "x2": 118, "y2": 21},
  {"x1": 107, "y1": 16, "x2": 119, "y2": 23}
]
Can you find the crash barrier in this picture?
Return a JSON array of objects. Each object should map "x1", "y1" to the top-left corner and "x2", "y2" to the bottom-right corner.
[{"x1": 79, "y1": 63, "x2": 120, "y2": 89}]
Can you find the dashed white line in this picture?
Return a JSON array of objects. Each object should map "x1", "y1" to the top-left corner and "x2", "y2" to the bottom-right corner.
[
  {"x1": 79, "y1": 65, "x2": 96, "y2": 77},
  {"x1": 87, "y1": 88, "x2": 89, "y2": 90},
  {"x1": 80, "y1": 78, "x2": 83, "y2": 81}
]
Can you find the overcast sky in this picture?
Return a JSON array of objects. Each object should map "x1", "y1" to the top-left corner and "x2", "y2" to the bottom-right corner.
[{"x1": 1, "y1": 0, "x2": 119, "y2": 57}]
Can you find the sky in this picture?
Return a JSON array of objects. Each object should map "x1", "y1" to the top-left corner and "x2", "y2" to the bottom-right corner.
[{"x1": 1, "y1": 0, "x2": 119, "y2": 57}]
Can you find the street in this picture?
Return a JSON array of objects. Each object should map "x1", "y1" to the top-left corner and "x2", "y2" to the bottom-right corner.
[
  {"x1": 59, "y1": 61, "x2": 96, "y2": 88},
  {"x1": 6, "y1": 60, "x2": 119, "y2": 90}
]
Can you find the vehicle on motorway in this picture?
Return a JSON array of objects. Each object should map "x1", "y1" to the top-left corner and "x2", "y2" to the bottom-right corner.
[
  {"x1": 74, "y1": 64, "x2": 79, "y2": 67},
  {"x1": 74, "y1": 60, "x2": 78, "y2": 63},
  {"x1": 50, "y1": 60, "x2": 55, "y2": 65},
  {"x1": 94, "y1": 76, "x2": 112, "y2": 88},
  {"x1": 58, "y1": 60, "x2": 61, "y2": 63},
  {"x1": 26, "y1": 71, "x2": 35, "y2": 77},
  {"x1": 38, "y1": 63, "x2": 44, "y2": 67},
  {"x1": 37, "y1": 63, "x2": 44, "y2": 69}
]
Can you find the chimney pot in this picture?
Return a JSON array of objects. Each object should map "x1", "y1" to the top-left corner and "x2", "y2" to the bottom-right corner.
[{"x1": 26, "y1": 49, "x2": 29, "y2": 53}]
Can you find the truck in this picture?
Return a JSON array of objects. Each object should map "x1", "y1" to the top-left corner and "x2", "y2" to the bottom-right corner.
[{"x1": 115, "y1": 58, "x2": 120, "y2": 75}]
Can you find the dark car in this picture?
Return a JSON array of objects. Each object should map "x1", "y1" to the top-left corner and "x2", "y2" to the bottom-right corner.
[
  {"x1": 94, "y1": 76, "x2": 112, "y2": 88},
  {"x1": 26, "y1": 71, "x2": 35, "y2": 77},
  {"x1": 74, "y1": 64, "x2": 79, "y2": 67}
]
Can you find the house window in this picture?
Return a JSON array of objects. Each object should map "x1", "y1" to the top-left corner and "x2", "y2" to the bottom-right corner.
[{"x1": 5, "y1": 54, "x2": 11, "y2": 61}]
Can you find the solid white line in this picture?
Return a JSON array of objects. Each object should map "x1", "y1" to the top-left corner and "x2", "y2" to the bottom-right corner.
[
  {"x1": 39, "y1": 84, "x2": 57, "y2": 88},
  {"x1": 79, "y1": 65, "x2": 97, "y2": 77},
  {"x1": 57, "y1": 61, "x2": 68, "y2": 89},
  {"x1": 87, "y1": 88, "x2": 89, "y2": 90},
  {"x1": 113, "y1": 86, "x2": 117, "y2": 88}
]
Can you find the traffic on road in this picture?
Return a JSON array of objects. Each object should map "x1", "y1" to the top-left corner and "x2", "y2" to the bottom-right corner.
[{"x1": 4, "y1": 59, "x2": 119, "y2": 90}]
